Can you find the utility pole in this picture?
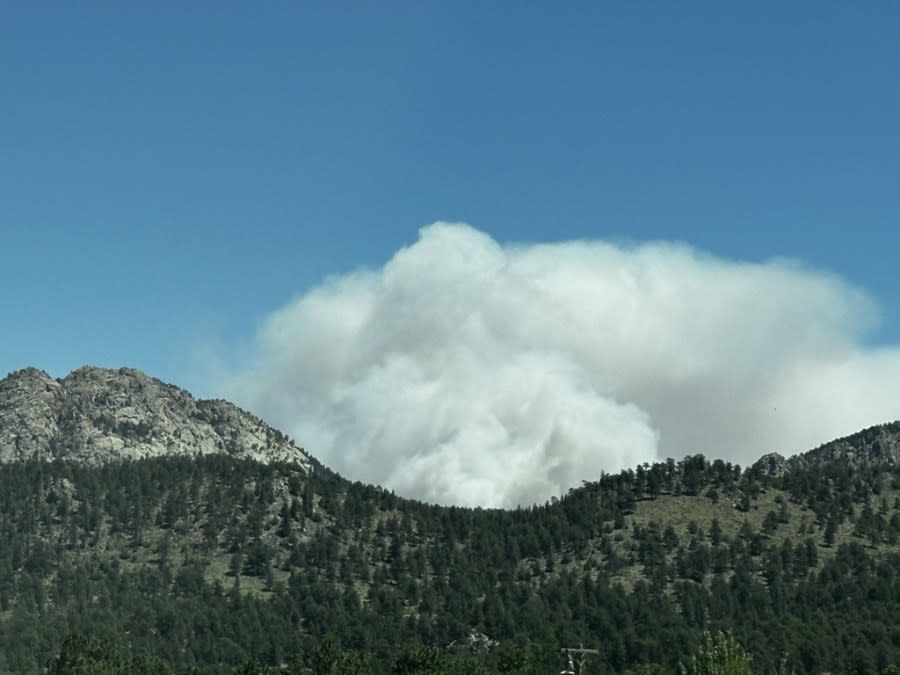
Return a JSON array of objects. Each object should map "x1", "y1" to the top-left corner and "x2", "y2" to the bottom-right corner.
[{"x1": 560, "y1": 646, "x2": 600, "y2": 674}]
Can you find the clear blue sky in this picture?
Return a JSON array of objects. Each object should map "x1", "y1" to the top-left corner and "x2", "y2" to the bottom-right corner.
[{"x1": 3, "y1": 1, "x2": 899, "y2": 394}]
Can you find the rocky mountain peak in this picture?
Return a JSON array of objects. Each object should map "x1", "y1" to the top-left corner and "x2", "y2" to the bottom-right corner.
[
  {"x1": 0, "y1": 365, "x2": 311, "y2": 469},
  {"x1": 4, "y1": 366, "x2": 55, "y2": 382},
  {"x1": 0, "y1": 367, "x2": 64, "y2": 462}
]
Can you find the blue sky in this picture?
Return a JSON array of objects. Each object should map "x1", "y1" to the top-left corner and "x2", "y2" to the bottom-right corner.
[{"x1": 3, "y1": 3, "x2": 899, "y2": 420}]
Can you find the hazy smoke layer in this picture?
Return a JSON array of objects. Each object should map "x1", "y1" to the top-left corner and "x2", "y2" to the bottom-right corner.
[{"x1": 223, "y1": 223, "x2": 900, "y2": 507}]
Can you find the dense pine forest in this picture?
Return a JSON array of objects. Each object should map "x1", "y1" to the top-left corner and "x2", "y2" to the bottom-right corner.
[{"x1": 2, "y1": 424, "x2": 900, "y2": 673}]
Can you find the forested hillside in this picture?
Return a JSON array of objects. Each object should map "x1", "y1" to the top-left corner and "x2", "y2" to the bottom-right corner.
[{"x1": 2, "y1": 425, "x2": 900, "y2": 673}]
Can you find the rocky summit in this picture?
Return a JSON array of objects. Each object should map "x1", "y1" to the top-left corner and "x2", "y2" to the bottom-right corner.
[{"x1": 0, "y1": 365, "x2": 311, "y2": 468}]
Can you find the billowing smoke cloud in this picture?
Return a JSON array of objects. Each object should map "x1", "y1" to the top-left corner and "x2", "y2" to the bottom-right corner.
[{"x1": 221, "y1": 223, "x2": 900, "y2": 507}]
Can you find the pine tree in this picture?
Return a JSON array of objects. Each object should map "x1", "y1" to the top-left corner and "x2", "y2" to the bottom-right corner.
[{"x1": 679, "y1": 631, "x2": 754, "y2": 675}]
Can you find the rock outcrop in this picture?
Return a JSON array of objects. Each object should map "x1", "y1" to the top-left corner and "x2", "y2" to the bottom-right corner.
[
  {"x1": 752, "y1": 451, "x2": 788, "y2": 477},
  {"x1": 0, "y1": 366, "x2": 311, "y2": 469}
]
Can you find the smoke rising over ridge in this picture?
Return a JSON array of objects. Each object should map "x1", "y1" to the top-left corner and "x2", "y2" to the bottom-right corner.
[{"x1": 221, "y1": 223, "x2": 900, "y2": 507}]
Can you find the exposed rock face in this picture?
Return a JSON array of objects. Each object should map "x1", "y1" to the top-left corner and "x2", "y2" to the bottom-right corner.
[
  {"x1": 752, "y1": 451, "x2": 788, "y2": 477},
  {"x1": 0, "y1": 366, "x2": 311, "y2": 469},
  {"x1": 0, "y1": 367, "x2": 64, "y2": 462}
]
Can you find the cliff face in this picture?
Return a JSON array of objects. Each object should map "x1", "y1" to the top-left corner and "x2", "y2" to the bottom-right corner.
[
  {"x1": 0, "y1": 366, "x2": 311, "y2": 469},
  {"x1": 0, "y1": 367, "x2": 63, "y2": 463}
]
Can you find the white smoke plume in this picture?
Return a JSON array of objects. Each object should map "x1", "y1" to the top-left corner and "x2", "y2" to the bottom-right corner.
[{"x1": 221, "y1": 223, "x2": 900, "y2": 507}]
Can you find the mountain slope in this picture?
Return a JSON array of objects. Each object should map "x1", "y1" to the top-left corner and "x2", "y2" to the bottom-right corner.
[
  {"x1": 1, "y1": 366, "x2": 899, "y2": 674},
  {"x1": 0, "y1": 366, "x2": 311, "y2": 468}
]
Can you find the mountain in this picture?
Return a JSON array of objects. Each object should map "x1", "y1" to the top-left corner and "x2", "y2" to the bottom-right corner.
[
  {"x1": 0, "y1": 366, "x2": 311, "y2": 469},
  {"x1": 1, "y1": 366, "x2": 899, "y2": 674}
]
